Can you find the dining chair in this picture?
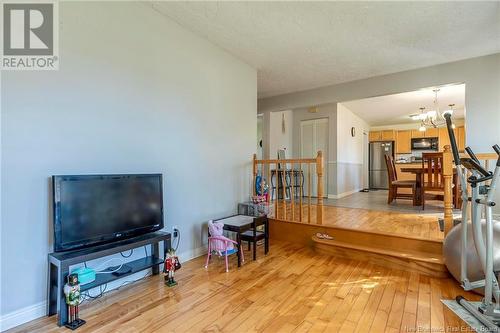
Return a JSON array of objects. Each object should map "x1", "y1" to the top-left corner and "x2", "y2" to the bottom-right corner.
[
  {"x1": 384, "y1": 154, "x2": 417, "y2": 205},
  {"x1": 421, "y1": 152, "x2": 446, "y2": 209},
  {"x1": 240, "y1": 220, "x2": 268, "y2": 261}
]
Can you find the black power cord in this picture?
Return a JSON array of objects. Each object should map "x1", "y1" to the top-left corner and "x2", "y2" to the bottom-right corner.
[
  {"x1": 173, "y1": 228, "x2": 180, "y2": 252},
  {"x1": 120, "y1": 249, "x2": 134, "y2": 258},
  {"x1": 78, "y1": 235, "x2": 175, "y2": 305}
]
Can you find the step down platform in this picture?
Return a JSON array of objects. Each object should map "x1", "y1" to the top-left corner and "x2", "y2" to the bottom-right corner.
[{"x1": 312, "y1": 235, "x2": 448, "y2": 278}]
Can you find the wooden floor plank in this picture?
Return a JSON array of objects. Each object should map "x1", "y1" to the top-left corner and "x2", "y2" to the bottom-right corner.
[
  {"x1": 6, "y1": 241, "x2": 479, "y2": 333},
  {"x1": 386, "y1": 269, "x2": 410, "y2": 331},
  {"x1": 416, "y1": 275, "x2": 431, "y2": 331}
]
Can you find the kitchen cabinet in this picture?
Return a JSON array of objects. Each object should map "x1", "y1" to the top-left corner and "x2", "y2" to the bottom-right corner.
[
  {"x1": 369, "y1": 130, "x2": 395, "y2": 142},
  {"x1": 381, "y1": 130, "x2": 395, "y2": 141},
  {"x1": 369, "y1": 131, "x2": 381, "y2": 142},
  {"x1": 457, "y1": 126, "x2": 466, "y2": 152},
  {"x1": 438, "y1": 127, "x2": 463, "y2": 152},
  {"x1": 438, "y1": 127, "x2": 450, "y2": 151},
  {"x1": 424, "y1": 128, "x2": 439, "y2": 137},
  {"x1": 411, "y1": 128, "x2": 438, "y2": 139},
  {"x1": 411, "y1": 130, "x2": 424, "y2": 138},
  {"x1": 375, "y1": 125, "x2": 464, "y2": 153},
  {"x1": 396, "y1": 130, "x2": 412, "y2": 154}
]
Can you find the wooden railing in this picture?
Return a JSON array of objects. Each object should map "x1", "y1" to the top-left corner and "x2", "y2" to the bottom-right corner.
[
  {"x1": 252, "y1": 151, "x2": 324, "y2": 224},
  {"x1": 442, "y1": 146, "x2": 497, "y2": 235}
]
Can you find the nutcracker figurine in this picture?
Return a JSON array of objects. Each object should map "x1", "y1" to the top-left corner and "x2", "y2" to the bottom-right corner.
[
  {"x1": 163, "y1": 249, "x2": 181, "y2": 287},
  {"x1": 63, "y1": 273, "x2": 86, "y2": 330}
]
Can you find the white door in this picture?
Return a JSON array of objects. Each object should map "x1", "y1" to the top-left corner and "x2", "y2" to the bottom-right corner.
[{"x1": 300, "y1": 118, "x2": 328, "y2": 197}]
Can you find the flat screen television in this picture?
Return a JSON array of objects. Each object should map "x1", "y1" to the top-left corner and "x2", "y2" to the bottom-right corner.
[{"x1": 52, "y1": 174, "x2": 164, "y2": 252}]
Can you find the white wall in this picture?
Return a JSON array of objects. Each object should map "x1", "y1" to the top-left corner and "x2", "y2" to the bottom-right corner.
[
  {"x1": 269, "y1": 110, "x2": 293, "y2": 159},
  {"x1": 0, "y1": 2, "x2": 256, "y2": 330},
  {"x1": 335, "y1": 104, "x2": 370, "y2": 197},
  {"x1": 337, "y1": 104, "x2": 369, "y2": 164}
]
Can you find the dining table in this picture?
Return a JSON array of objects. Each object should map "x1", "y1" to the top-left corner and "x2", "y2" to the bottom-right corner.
[{"x1": 400, "y1": 166, "x2": 460, "y2": 208}]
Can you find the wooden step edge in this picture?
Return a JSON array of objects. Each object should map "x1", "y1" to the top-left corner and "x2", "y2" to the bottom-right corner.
[
  {"x1": 312, "y1": 235, "x2": 444, "y2": 265},
  {"x1": 270, "y1": 218, "x2": 444, "y2": 244}
]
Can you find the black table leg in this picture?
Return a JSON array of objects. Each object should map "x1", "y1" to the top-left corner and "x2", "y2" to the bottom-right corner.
[
  {"x1": 152, "y1": 242, "x2": 160, "y2": 275},
  {"x1": 237, "y1": 232, "x2": 241, "y2": 267},
  {"x1": 47, "y1": 260, "x2": 58, "y2": 317},
  {"x1": 57, "y1": 265, "x2": 69, "y2": 326}
]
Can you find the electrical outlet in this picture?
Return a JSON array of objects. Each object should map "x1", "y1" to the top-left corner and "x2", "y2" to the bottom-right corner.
[{"x1": 172, "y1": 225, "x2": 179, "y2": 238}]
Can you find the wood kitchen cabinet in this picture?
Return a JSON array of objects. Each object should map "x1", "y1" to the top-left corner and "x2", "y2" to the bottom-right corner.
[
  {"x1": 411, "y1": 128, "x2": 438, "y2": 138},
  {"x1": 438, "y1": 127, "x2": 451, "y2": 151},
  {"x1": 457, "y1": 126, "x2": 466, "y2": 152},
  {"x1": 369, "y1": 131, "x2": 381, "y2": 142},
  {"x1": 396, "y1": 130, "x2": 412, "y2": 153},
  {"x1": 424, "y1": 128, "x2": 439, "y2": 137},
  {"x1": 381, "y1": 130, "x2": 395, "y2": 141},
  {"x1": 438, "y1": 126, "x2": 464, "y2": 152},
  {"x1": 369, "y1": 130, "x2": 394, "y2": 142},
  {"x1": 374, "y1": 125, "x2": 464, "y2": 152},
  {"x1": 411, "y1": 130, "x2": 424, "y2": 138}
]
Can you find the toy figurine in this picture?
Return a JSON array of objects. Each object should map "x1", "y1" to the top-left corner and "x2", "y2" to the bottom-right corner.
[
  {"x1": 260, "y1": 178, "x2": 269, "y2": 201},
  {"x1": 255, "y1": 175, "x2": 270, "y2": 202},
  {"x1": 163, "y1": 249, "x2": 181, "y2": 287},
  {"x1": 63, "y1": 274, "x2": 86, "y2": 330}
]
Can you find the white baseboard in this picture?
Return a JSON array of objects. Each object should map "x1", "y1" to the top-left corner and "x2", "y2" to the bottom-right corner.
[
  {"x1": 328, "y1": 188, "x2": 362, "y2": 199},
  {"x1": 0, "y1": 301, "x2": 46, "y2": 332},
  {"x1": 0, "y1": 245, "x2": 209, "y2": 332}
]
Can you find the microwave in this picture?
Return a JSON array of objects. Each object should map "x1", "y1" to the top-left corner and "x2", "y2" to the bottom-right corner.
[{"x1": 411, "y1": 137, "x2": 438, "y2": 151}]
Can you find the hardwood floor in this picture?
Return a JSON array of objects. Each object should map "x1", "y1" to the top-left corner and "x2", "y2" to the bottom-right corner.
[
  {"x1": 276, "y1": 204, "x2": 444, "y2": 240},
  {"x1": 8, "y1": 241, "x2": 476, "y2": 333},
  {"x1": 321, "y1": 206, "x2": 444, "y2": 240}
]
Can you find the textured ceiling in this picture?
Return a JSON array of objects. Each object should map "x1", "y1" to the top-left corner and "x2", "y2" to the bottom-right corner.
[
  {"x1": 342, "y1": 84, "x2": 465, "y2": 126},
  {"x1": 151, "y1": 2, "x2": 500, "y2": 98}
]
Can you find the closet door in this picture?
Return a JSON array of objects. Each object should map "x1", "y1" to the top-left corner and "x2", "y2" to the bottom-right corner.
[{"x1": 300, "y1": 118, "x2": 328, "y2": 197}]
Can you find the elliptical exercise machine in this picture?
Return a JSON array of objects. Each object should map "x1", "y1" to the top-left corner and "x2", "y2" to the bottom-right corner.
[{"x1": 444, "y1": 112, "x2": 500, "y2": 331}]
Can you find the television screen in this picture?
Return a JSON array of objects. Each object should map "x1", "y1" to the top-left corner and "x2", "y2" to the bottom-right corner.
[{"x1": 52, "y1": 174, "x2": 164, "y2": 252}]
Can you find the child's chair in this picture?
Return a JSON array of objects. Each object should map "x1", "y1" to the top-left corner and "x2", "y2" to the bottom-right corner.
[{"x1": 205, "y1": 220, "x2": 244, "y2": 272}]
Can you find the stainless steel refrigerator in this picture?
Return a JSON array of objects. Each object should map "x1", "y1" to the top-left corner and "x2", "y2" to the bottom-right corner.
[{"x1": 369, "y1": 141, "x2": 394, "y2": 189}]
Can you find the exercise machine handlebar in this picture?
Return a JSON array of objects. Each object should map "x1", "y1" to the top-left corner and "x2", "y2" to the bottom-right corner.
[
  {"x1": 465, "y1": 147, "x2": 480, "y2": 164},
  {"x1": 494, "y1": 144, "x2": 500, "y2": 167},
  {"x1": 444, "y1": 113, "x2": 461, "y2": 166}
]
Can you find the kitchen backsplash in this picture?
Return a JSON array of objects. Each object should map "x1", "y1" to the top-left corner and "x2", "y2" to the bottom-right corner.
[{"x1": 396, "y1": 150, "x2": 437, "y2": 163}]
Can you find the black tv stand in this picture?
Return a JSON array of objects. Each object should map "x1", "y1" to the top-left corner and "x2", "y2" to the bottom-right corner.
[{"x1": 47, "y1": 231, "x2": 171, "y2": 327}]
